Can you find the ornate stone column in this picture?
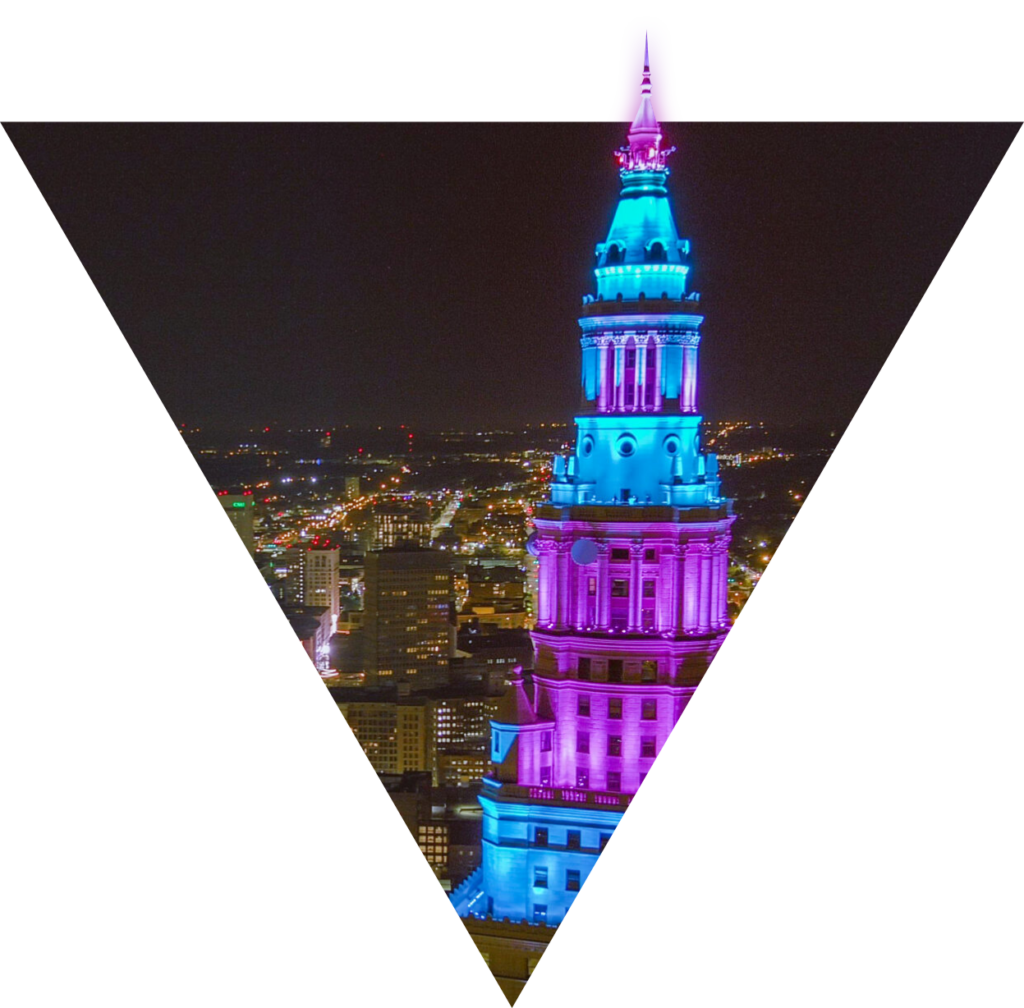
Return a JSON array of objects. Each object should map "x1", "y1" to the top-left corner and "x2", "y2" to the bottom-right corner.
[
  {"x1": 598, "y1": 339, "x2": 611, "y2": 412},
  {"x1": 671, "y1": 541, "x2": 687, "y2": 635},
  {"x1": 653, "y1": 334, "x2": 663, "y2": 410},
  {"x1": 657, "y1": 546, "x2": 674, "y2": 633},
  {"x1": 596, "y1": 541, "x2": 611, "y2": 630},
  {"x1": 575, "y1": 551, "x2": 591, "y2": 629},
  {"x1": 682, "y1": 540, "x2": 701, "y2": 633},
  {"x1": 554, "y1": 541, "x2": 571, "y2": 629},
  {"x1": 628, "y1": 539, "x2": 644, "y2": 631},
  {"x1": 713, "y1": 534, "x2": 731, "y2": 626},
  {"x1": 682, "y1": 338, "x2": 699, "y2": 412},
  {"x1": 537, "y1": 539, "x2": 556, "y2": 627}
]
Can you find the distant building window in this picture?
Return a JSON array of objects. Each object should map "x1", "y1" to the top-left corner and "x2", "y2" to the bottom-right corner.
[
  {"x1": 541, "y1": 731, "x2": 552, "y2": 752},
  {"x1": 576, "y1": 770, "x2": 589, "y2": 788},
  {"x1": 600, "y1": 833, "x2": 611, "y2": 851},
  {"x1": 540, "y1": 766, "x2": 551, "y2": 785},
  {"x1": 641, "y1": 735, "x2": 657, "y2": 758},
  {"x1": 578, "y1": 657, "x2": 591, "y2": 680},
  {"x1": 642, "y1": 579, "x2": 656, "y2": 598},
  {"x1": 578, "y1": 695, "x2": 590, "y2": 717},
  {"x1": 566, "y1": 869, "x2": 581, "y2": 892},
  {"x1": 642, "y1": 698, "x2": 657, "y2": 720},
  {"x1": 608, "y1": 697, "x2": 622, "y2": 719},
  {"x1": 567, "y1": 830, "x2": 581, "y2": 850},
  {"x1": 641, "y1": 660, "x2": 658, "y2": 682},
  {"x1": 610, "y1": 548, "x2": 629, "y2": 562},
  {"x1": 608, "y1": 735, "x2": 621, "y2": 756},
  {"x1": 608, "y1": 659, "x2": 623, "y2": 683},
  {"x1": 533, "y1": 904, "x2": 548, "y2": 923},
  {"x1": 535, "y1": 828, "x2": 548, "y2": 846},
  {"x1": 611, "y1": 579, "x2": 629, "y2": 598},
  {"x1": 576, "y1": 732, "x2": 589, "y2": 754},
  {"x1": 644, "y1": 548, "x2": 656, "y2": 562},
  {"x1": 607, "y1": 771, "x2": 621, "y2": 792},
  {"x1": 588, "y1": 576, "x2": 597, "y2": 596},
  {"x1": 534, "y1": 866, "x2": 548, "y2": 888}
]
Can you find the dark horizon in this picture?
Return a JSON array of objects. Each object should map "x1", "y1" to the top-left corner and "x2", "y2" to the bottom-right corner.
[{"x1": 5, "y1": 121, "x2": 1018, "y2": 430}]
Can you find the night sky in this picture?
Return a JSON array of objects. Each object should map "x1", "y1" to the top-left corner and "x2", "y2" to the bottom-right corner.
[{"x1": 4, "y1": 121, "x2": 1018, "y2": 430}]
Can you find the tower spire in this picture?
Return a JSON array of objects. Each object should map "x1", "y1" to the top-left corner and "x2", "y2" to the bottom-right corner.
[{"x1": 616, "y1": 35, "x2": 675, "y2": 175}]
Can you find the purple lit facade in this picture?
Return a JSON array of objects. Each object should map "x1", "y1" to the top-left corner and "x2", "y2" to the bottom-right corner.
[{"x1": 452, "y1": 44, "x2": 733, "y2": 927}]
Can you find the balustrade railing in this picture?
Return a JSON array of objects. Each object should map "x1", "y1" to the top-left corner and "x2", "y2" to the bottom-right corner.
[{"x1": 485, "y1": 781, "x2": 632, "y2": 810}]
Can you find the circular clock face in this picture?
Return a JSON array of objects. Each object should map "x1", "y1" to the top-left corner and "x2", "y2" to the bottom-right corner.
[{"x1": 571, "y1": 539, "x2": 599, "y2": 565}]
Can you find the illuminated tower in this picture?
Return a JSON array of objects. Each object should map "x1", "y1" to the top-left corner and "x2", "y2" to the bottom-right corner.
[{"x1": 452, "y1": 43, "x2": 734, "y2": 929}]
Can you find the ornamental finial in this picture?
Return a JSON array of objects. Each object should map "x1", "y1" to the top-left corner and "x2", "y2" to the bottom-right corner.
[{"x1": 615, "y1": 36, "x2": 675, "y2": 175}]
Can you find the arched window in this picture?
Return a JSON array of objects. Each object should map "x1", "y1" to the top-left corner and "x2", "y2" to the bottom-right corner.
[
  {"x1": 606, "y1": 244, "x2": 623, "y2": 264},
  {"x1": 647, "y1": 242, "x2": 667, "y2": 263}
]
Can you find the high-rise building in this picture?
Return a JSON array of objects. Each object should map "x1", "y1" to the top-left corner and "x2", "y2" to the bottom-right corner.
[
  {"x1": 373, "y1": 501, "x2": 431, "y2": 549},
  {"x1": 344, "y1": 475, "x2": 362, "y2": 500},
  {"x1": 219, "y1": 492, "x2": 256, "y2": 555},
  {"x1": 453, "y1": 44, "x2": 733, "y2": 930},
  {"x1": 334, "y1": 689, "x2": 431, "y2": 775},
  {"x1": 363, "y1": 547, "x2": 455, "y2": 689},
  {"x1": 301, "y1": 536, "x2": 342, "y2": 631}
]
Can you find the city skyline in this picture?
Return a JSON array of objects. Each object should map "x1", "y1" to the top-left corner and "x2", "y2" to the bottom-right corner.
[{"x1": 5, "y1": 120, "x2": 1017, "y2": 430}]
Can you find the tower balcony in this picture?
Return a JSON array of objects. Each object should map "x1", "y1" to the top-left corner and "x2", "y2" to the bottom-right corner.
[
  {"x1": 532, "y1": 501, "x2": 733, "y2": 524},
  {"x1": 580, "y1": 293, "x2": 703, "y2": 319},
  {"x1": 482, "y1": 778, "x2": 633, "y2": 812}
]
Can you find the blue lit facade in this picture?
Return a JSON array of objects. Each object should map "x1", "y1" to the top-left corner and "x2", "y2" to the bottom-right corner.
[{"x1": 452, "y1": 44, "x2": 734, "y2": 929}]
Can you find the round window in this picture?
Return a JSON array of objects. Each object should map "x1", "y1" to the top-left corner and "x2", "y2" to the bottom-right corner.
[
  {"x1": 664, "y1": 436, "x2": 680, "y2": 455},
  {"x1": 580, "y1": 436, "x2": 594, "y2": 457},
  {"x1": 617, "y1": 434, "x2": 637, "y2": 458}
]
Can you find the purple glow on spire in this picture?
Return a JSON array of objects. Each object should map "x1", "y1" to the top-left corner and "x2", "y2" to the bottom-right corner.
[{"x1": 615, "y1": 37, "x2": 676, "y2": 174}]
